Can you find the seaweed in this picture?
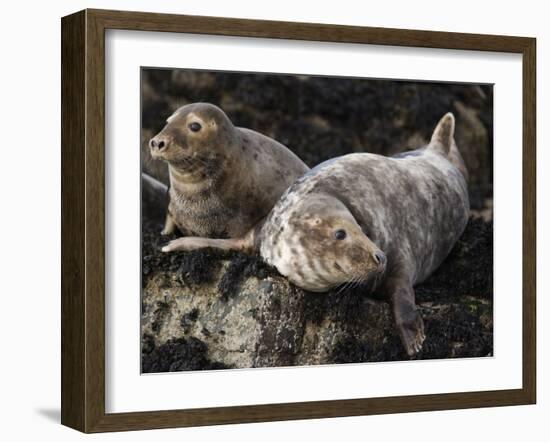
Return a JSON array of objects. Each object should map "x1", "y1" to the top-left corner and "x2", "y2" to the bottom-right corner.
[{"x1": 142, "y1": 334, "x2": 229, "y2": 373}]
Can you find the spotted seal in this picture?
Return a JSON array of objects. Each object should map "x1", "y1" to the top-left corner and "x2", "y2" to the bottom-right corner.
[
  {"x1": 149, "y1": 102, "x2": 309, "y2": 237},
  {"x1": 163, "y1": 113, "x2": 469, "y2": 356}
]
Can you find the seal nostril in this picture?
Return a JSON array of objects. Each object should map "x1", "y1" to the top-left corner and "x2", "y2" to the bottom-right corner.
[
  {"x1": 374, "y1": 251, "x2": 386, "y2": 267},
  {"x1": 150, "y1": 139, "x2": 156, "y2": 149},
  {"x1": 158, "y1": 140, "x2": 165, "y2": 149}
]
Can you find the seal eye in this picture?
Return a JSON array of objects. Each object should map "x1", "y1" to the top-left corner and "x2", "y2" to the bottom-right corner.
[
  {"x1": 189, "y1": 122, "x2": 202, "y2": 132},
  {"x1": 334, "y1": 229, "x2": 347, "y2": 241}
]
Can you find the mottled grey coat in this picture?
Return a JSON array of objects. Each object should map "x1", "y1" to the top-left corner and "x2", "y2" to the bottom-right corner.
[{"x1": 259, "y1": 113, "x2": 469, "y2": 356}]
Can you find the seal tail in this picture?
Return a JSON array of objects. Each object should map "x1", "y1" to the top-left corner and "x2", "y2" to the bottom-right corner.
[{"x1": 428, "y1": 112, "x2": 469, "y2": 182}]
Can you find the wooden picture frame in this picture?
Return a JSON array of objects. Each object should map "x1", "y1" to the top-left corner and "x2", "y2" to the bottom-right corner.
[{"x1": 61, "y1": 8, "x2": 536, "y2": 433}]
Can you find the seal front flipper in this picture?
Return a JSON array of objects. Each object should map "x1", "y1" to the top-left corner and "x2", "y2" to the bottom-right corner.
[
  {"x1": 388, "y1": 280, "x2": 426, "y2": 357},
  {"x1": 162, "y1": 221, "x2": 262, "y2": 254},
  {"x1": 161, "y1": 212, "x2": 177, "y2": 236}
]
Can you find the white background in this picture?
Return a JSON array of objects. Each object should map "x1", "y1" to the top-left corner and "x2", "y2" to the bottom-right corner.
[
  {"x1": 0, "y1": 0, "x2": 547, "y2": 440},
  {"x1": 106, "y1": 31, "x2": 523, "y2": 413}
]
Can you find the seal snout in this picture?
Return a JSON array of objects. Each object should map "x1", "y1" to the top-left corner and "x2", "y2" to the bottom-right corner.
[
  {"x1": 149, "y1": 135, "x2": 170, "y2": 155},
  {"x1": 150, "y1": 137, "x2": 166, "y2": 150},
  {"x1": 373, "y1": 250, "x2": 387, "y2": 272}
]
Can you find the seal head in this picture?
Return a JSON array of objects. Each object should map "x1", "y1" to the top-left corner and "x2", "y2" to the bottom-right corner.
[
  {"x1": 261, "y1": 193, "x2": 386, "y2": 292},
  {"x1": 149, "y1": 103, "x2": 234, "y2": 180}
]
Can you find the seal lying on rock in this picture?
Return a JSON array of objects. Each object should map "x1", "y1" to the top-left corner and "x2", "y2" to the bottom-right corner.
[
  {"x1": 149, "y1": 102, "x2": 309, "y2": 237},
  {"x1": 163, "y1": 113, "x2": 470, "y2": 356}
]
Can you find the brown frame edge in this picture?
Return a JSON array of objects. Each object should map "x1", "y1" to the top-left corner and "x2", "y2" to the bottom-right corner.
[{"x1": 61, "y1": 8, "x2": 536, "y2": 433}]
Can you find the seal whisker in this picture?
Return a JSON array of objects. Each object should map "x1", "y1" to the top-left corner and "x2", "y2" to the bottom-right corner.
[
  {"x1": 351, "y1": 275, "x2": 365, "y2": 292},
  {"x1": 333, "y1": 283, "x2": 348, "y2": 297},
  {"x1": 371, "y1": 266, "x2": 387, "y2": 292},
  {"x1": 341, "y1": 275, "x2": 360, "y2": 295},
  {"x1": 334, "y1": 279, "x2": 354, "y2": 296},
  {"x1": 189, "y1": 154, "x2": 210, "y2": 166}
]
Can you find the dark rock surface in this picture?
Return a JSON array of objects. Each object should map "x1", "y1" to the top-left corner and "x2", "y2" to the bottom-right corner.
[
  {"x1": 141, "y1": 218, "x2": 493, "y2": 372},
  {"x1": 140, "y1": 70, "x2": 493, "y2": 372}
]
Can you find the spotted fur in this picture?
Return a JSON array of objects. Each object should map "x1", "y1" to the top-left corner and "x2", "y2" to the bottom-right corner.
[{"x1": 150, "y1": 103, "x2": 309, "y2": 238}]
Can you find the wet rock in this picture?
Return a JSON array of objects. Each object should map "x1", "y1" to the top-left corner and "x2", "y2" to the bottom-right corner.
[
  {"x1": 142, "y1": 334, "x2": 229, "y2": 372},
  {"x1": 141, "y1": 217, "x2": 493, "y2": 372}
]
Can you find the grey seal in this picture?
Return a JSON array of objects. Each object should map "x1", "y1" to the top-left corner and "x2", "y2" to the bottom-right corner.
[
  {"x1": 163, "y1": 113, "x2": 470, "y2": 356},
  {"x1": 149, "y1": 102, "x2": 309, "y2": 238}
]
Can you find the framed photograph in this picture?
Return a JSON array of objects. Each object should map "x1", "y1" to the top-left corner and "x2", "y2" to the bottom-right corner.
[{"x1": 61, "y1": 9, "x2": 536, "y2": 433}]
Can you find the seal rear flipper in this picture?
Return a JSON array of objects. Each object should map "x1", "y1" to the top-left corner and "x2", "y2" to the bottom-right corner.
[
  {"x1": 428, "y1": 112, "x2": 469, "y2": 181},
  {"x1": 429, "y1": 112, "x2": 455, "y2": 156}
]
